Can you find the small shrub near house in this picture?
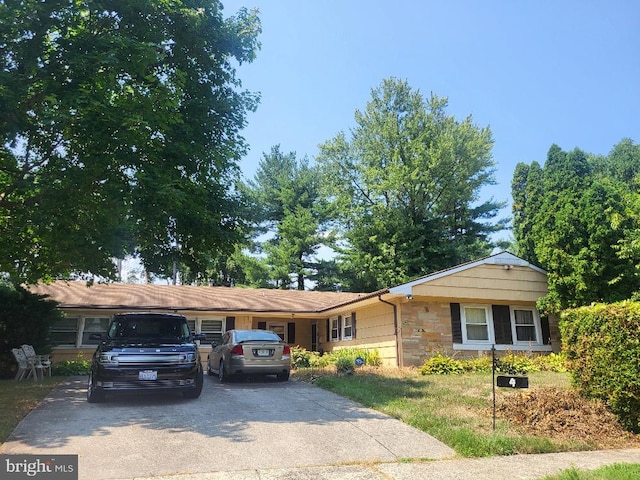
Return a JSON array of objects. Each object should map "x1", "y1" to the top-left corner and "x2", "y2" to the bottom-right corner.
[
  {"x1": 419, "y1": 352, "x2": 568, "y2": 375},
  {"x1": 52, "y1": 357, "x2": 91, "y2": 376},
  {"x1": 560, "y1": 301, "x2": 640, "y2": 433},
  {"x1": 290, "y1": 346, "x2": 381, "y2": 372}
]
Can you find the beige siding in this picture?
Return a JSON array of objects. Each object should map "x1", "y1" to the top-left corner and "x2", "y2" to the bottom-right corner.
[
  {"x1": 320, "y1": 303, "x2": 398, "y2": 367},
  {"x1": 413, "y1": 265, "x2": 547, "y2": 302}
]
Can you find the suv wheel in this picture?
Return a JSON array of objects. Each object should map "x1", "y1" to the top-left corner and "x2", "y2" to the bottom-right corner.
[
  {"x1": 184, "y1": 369, "x2": 203, "y2": 399},
  {"x1": 87, "y1": 371, "x2": 105, "y2": 403}
]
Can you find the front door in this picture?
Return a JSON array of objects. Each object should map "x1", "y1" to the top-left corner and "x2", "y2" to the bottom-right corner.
[{"x1": 268, "y1": 323, "x2": 286, "y2": 342}]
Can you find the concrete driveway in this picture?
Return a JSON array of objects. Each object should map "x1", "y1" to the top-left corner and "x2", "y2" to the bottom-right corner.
[{"x1": 1, "y1": 375, "x2": 454, "y2": 479}]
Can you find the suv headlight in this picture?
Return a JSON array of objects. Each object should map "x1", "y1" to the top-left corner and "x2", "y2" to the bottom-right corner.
[
  {"x1": 179, "y1": 353, "x2": 196, "y2": 363},
  {"x1": 99, "y1": 353, "x2": 119, "y2": 365}
]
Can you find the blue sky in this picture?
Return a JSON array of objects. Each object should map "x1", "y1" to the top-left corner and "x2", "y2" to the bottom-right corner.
[{"x1": 223, "y1": 1, "x2": 639, "y2": 241}]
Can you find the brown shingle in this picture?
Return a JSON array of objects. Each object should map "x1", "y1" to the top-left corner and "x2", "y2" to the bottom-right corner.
[{"x1": 28, "y1": 281, "x2": 370, "y2": 313}]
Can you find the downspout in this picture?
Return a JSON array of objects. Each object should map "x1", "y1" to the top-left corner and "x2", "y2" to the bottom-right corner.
[{"x1": 378, "y1": 295, "x2": 401, "y2": 367}]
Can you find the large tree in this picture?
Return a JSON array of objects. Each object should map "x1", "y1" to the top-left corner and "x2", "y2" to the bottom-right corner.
[
  {"x1": 512, "y1": 141, "x2": 640, "y2": 314},
  {"x1": 317, "y1": 78, "x2": 505, "y2": 291},
  {"x1": 242, "y1": 146, "x2": 333, "y2": 290},
  {"x1": 0, "y1": 0, "x2": 260, "y2": 283}
]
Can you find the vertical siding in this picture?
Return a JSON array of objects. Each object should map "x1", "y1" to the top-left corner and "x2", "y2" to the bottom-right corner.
[{"x1": 321, "y1": 303, "x2": 398, "y2": 367}]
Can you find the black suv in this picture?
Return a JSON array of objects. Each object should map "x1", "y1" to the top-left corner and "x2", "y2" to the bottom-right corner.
[{"x1": 87, "y1": 312, "x2": 205, "y2": 402}]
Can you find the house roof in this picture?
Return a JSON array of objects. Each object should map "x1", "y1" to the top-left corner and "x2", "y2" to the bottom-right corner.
[
  {"x1": 28, "y1": 252, "x2": 543, "y2": 313},
  {"x1": 28, "y1": 281, "x2": 377, "y2": 314}
]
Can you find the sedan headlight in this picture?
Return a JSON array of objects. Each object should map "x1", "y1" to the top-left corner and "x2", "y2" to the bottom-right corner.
[{"x1": 179, "y1": 353, "x2": 197, "y2": 363}]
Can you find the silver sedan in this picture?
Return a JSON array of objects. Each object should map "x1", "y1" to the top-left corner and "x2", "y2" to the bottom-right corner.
[{"x1": 207, "y1": 329, "x2": 291, "y2": 382}]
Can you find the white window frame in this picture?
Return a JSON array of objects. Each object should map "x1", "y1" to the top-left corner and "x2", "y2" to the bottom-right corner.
[
  {"x1": 81, "y1": 316, "x2": 110, "y2": 346},
  {"x1": 455, "y1": 303, "x2": 551, "y2": 352},
  {"x1": 461, "y1": 304, "x2": 493, "y2": 345},
  {"x1": 510, "y1": 306, "x2": 542, "y2": 345},
  {"x1": 330, "y1": 317, "x2": 340, "y2": 342},
  {"x1": 342, "y1": 313, "x2": 353, "y2": 341}
]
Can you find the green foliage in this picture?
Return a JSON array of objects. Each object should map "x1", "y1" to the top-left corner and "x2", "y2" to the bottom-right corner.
[
  {"x1": 52, "y1": 359, "x2": 91, "y2": 376},
  {"x1": 560, "y1": 302, "x2": 640, "y2": 432},
  {"x1": 419, "y1": 352, "x2": 567, "y2": 376},
  {"x1": 0, "y1": 284, "x2": 63, "y2": 378},
  {"x1": 317, "y1": 77, "x2": 505, "y2": 291},
  {"x1": 419, "y1": 353, "x2": 466, "y2": 375},
  {"x1": 290, "y1": 346, "x2": 312, "y2": 369},
  {"x1": 541, "y1": 463, "x2": 640, "y2": 480},
  {"x1": 512, "y1": 140, "x2": 640, "y2": 314},
  {"x1": 241, "y1": 146, "x2": 334, "y2": 289},
  {"x1": 0, "y1": 0, "x2": 261, "y2": 283},
  {"x1": 291, "y1": 346, "x2": 381, "y2": 371}
]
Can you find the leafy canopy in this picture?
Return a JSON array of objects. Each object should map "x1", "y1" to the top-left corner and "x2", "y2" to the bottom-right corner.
[
  {"x1": 317, "y1": 78, "x2": 505, "y2": 291},
  {"x1": 0, "y1": 0, "x2": 261, "y2": 283}
]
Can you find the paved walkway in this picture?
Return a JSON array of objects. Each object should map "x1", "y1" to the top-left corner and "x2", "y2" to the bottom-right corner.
[{"x1": 111, "y1": 448, "x2": 640, "y2": 480}]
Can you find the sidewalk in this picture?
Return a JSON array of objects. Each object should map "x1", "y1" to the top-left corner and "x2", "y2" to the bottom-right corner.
[{"x1": 115, "y1": 448, "x2": 640, "y2": 480}]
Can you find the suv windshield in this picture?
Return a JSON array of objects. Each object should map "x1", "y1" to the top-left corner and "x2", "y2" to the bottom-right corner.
[{"x1": 108, "y1": 316, "x2": 190, "y2": 340}]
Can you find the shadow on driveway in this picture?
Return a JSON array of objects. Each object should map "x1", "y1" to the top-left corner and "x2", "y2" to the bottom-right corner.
[{"x1": 1, "y1": 374, "x2": 454, "y2": 479}]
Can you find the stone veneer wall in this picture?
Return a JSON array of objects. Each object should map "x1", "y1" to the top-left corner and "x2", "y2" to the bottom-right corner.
[{"x1": 400, "y1": 300, "x2": 453, "y2": 367}]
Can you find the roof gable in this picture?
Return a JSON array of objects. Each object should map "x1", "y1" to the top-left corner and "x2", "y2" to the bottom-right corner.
[{"x1": 388, "y1": 251, "x2": 546, "y2": 295}]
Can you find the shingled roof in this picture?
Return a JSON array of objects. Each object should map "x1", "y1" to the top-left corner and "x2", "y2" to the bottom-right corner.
[{"x1": 28, "y1": 281, "x2": 379, "y2": 314}]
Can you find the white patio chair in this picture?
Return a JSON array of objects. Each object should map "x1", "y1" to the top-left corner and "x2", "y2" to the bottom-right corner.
[
  {"x1": 12, "y1": 347, "x2": 38, "y2": 381},
  {"x1": 21, "y1": 344, "x2": 50, "y2": 379}
]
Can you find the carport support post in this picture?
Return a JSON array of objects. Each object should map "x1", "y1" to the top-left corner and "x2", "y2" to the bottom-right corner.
[{"x1": 492, "y1": 344, "x2": 496, "y2": 431}]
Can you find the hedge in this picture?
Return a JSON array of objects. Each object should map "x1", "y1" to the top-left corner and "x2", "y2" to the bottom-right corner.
[{"x1": 560, "y1": 301, "x2": 640, "y2": 432}]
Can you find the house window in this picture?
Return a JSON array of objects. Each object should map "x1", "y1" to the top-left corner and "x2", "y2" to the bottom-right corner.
[
  {"x1": 462, "y1": 306, "x2": 491, "y2": 342},
  {"x1": 513, "y1": 308, "x2": 538, "y2": 343},
  {"x1": 200, "y1": 319, "x2": 224, "y2": 345},
  {"x1": 82, "y1": 317, "x2": 110, "y2": 345},
  {"x1": 342, "y1": 314, "x2": 353, "y2": 340},
  {"x1": 50, "y1": 317, "x2": 79, "y2": 346},
  {"x1": 330, "y1": 317, "x2": 340, "y2": 341}
]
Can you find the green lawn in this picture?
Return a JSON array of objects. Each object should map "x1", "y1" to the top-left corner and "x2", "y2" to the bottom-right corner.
[
  {"x1": 0, "y1": 377, "x2": 61, "y2": 443},
  {"x1": 541, "y1": 464, "x2": 640, "y2": 480},
  {"x1": 297, "y1": 367, "x2": 637, "y2": 458}
]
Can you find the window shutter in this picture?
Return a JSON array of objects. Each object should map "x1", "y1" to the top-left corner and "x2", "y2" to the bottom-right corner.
[
  {"x1": 492, "y1": 305, "x2": 513, "y2": 345},
  {"x1": 287, "y1": 322, "x2": 296, "y2": 344},
  {"x1": 450, "y1": 303, "x2": 462, "y2": 343},
  {"x1": 541, "y1": 316, "x2": 551, "y2": 345},
  {"x1": 326, "y1": 318, "x2": 330, "y2": 342},
  {"x1": 258, "y1": 321, "x2": 266, "y2": 330},
  {"x1": 337, "y1": 315, "x2": 342, "y2": 340},
  {"x1": 225, "y1": 316, "x2": 235, "y2": 332},
  {"x1": 352, "y1": 312, "x2": 356, "y2": 339}
]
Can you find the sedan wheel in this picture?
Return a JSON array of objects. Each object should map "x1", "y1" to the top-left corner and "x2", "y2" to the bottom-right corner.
[
  {"x1": 218, "y1": 360, "x2": 226, "y2": 383},
  {"x1": 207, "y1": 357, "x2": 214, "y2": 375}
]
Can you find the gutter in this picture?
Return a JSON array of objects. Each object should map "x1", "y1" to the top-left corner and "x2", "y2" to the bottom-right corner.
[{"x1": 378, "y1": 294, "x2": 401, "y2": 367}]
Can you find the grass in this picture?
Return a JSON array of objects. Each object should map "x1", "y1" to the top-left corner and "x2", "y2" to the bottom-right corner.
[
  {"x1": 0, "y1": 377, "x2": 61, "y2": 444},
  {"x1": 541, "y1": 464, "x2": 640, "y2": 480},
  {"x1": 297, "y1": 367, "x2": 619, "y2": 458}
]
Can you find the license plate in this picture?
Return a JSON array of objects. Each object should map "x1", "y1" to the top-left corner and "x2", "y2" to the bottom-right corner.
[
  {"x1": 256, "y1": 349, "x2": 271, "y2": 357},
  {"x1": 139, "y1": 370, "x2": 157, "y2": 380}
]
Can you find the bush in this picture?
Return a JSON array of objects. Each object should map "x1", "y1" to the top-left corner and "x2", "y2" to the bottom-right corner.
[
  {"x1": 52, "y1": 359, "x2": 91, "y2": 376},
  {"x1": 560, "y1": 301, "x2": 640, "y2": 432},
  {"x1": 419, "y1": 352, "x2": 567, "y2": 376},
  {"x1": 0, "y1": 284, "x2": 64, "y2": 379},
  {"x1": 419, "y1": 353, "x2": 465, "y2": 375},
  {"x1": 291, "y1": 347, "x2": 382, "y2": 372}
]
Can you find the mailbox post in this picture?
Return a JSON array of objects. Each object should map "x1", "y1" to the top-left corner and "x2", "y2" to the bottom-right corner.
[{"x1": 492, "y1": 345, "x2": 529, "y2": 430}]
